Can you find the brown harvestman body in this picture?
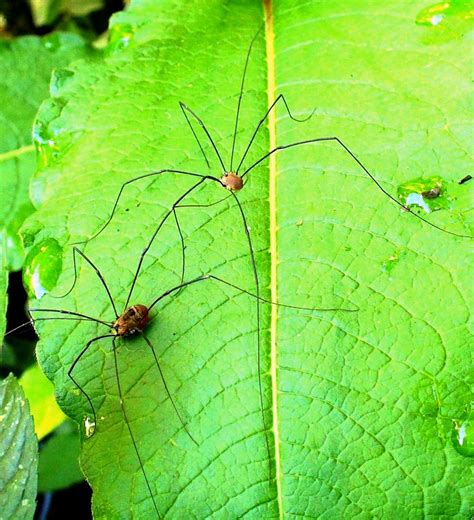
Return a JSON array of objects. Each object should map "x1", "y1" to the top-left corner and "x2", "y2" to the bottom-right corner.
[{"x1": 68, "y1": 25, "x2": 472, "y2": 488}]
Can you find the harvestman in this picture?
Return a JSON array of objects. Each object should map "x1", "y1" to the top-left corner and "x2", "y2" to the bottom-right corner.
[{"x1": 70, "y1": 26, "x2": 471, "y2": 485}]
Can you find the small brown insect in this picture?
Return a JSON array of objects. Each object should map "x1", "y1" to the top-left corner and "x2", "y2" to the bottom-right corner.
[
  {"x1": 113, "y1": 304, "x2": 149, "y2": 336},
  {"x1": 459, "y1": 175, "x2": 472, "y2": 185},
  {"x1": 421, "y1": 186, "x2": 441, "y2": 199}
]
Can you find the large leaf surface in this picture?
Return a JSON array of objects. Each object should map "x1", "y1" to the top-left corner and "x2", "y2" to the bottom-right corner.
[{"x1": 21, "y1": 0, "x2": 473, "y2": 517}]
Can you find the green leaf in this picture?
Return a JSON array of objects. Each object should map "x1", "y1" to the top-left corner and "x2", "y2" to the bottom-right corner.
[
  {"x1": 19, "y1": 363, "x2": 65, "y2": 440},
  {"x1": 0, "y1": 32, "x2": 96, "y2": 272},
  {"x1": 28, "y1": 0, "x2": 105, "y2": 27},
  {"x1": 28, "y1": 0, "x2": 61, "y2": 27},
  {"x1": 0, "y1": 373, "x2": 38, "y2": 520},
  {"x1": 21, "y1": 0, "x2": 473, "y2": 517},
  {"x1": 38, "y1": 420, "x2": 83, "y2": 492}
]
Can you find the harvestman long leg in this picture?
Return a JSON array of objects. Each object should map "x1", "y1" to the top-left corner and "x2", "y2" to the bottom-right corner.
[
  {"x1": 172, "y1": 208, "x2": 186, "y2": 290},
  {"x1": 235, "y1": 93, "x2": 314, "y2": 173},
  {"x1": 73, "y1": 169, "x2": 223, "y2": 246},
  {"x1": 112, "y1": 336, "x2": 161, "y2": 518},
  {"x1": 141, "y1": 333, "x2": 198, "y2": 445},
  {"x1": 5, "y1": 316, "x2": 108, "y2": 338},
  {"x1": 145, "y1": 271, "x2": 354, "y2": 483},
  {"x1": 180, "y1": 102, "x2": 227, "y2": 171},
  {"x1": 229, "y1": 24, "x2": 263, "y2": 171},
  {"x1": 28, "y1": 308, "x2": 111, "y2": 327},
  {"x1": 124, "y1": 177, "x2": 220, "y2": 310},
  {"x1": 68, "y1": 333, "x2": 115, "y2": 427},
  {"x1": 241, "y1": 137, "x2": 472, "y2": 239},
  {"x1": 51, "y1": 246, "x2": 119, "y2": 317},
  {"x1": 148, "y1": 271, "x2": 356, "y2": 481},
  {"x1": 148, "y1": 274, "x2": 353, "y2": 317}
]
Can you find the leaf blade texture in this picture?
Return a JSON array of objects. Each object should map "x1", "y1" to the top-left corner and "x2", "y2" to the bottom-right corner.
[
  {"x1": 21, "y1": 0, "x2": 473, "y2": 517},
  {"x1": 0, "y1": 374, "x2": 38, "y2": 520}
]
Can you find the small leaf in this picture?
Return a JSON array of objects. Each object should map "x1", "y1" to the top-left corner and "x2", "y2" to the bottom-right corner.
[
  {"x1": 19, "y1": 364, "x2": 65, "y2": 440},
  {"x1": 28, "y1": 0, "x2": 105, "y2": 27},
  {"x1": 0, "y1": 374, "x2": 38, "y2": 520}
]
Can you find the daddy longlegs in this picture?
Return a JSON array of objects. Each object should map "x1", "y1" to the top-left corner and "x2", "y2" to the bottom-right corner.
[{"x1": 65, "y1": 25, "x2": 470, "y2": 488}]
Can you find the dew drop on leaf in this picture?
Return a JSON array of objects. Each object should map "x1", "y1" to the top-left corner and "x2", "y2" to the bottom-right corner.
[
  {"x1": 84, "y1": 417, "x2": 96, "y2": 438},
  {"x1": 33, "y1": 98, "x2": 69, "y2": 171},
  {"x1": 42, "y1": 34, "x2": 62, "y2": 52},
  {"x1": 108, "y1": 23, "x2": 136, "y2": 53},
  {"x1": 23, "y1": 238, "x2": 62, "y2": 299},
  {"x1": 397, "y1": 176, "x2": 450, "y2": 213},
  {"x1": 406, "y1": 193, "x2": 431, "y2": 213},
  {"x1": 416, "y1": 1, "x2": 474, "y2": 27},
  {"x1": 452, "y1": 417, "x2": 474, "y2": 457}
]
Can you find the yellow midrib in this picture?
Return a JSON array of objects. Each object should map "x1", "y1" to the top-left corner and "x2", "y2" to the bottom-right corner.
[{"x1": 264, "y1": 1, "x2": 284, "y2": 517}]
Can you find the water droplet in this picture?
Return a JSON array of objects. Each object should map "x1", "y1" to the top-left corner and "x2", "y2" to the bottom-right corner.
[
  {"x1": 21, "y1": 499, "x2": 29, "y2": 507},
  {"x1": 42, "y1": 34, "x2": 62, "y2": 52},
  {"x1": 84, "y1": 417, "x2": 96, "y2": 438},
  {"x1": 50, "y1": 69, "x2": 74, "y2": 96},
  {"x1": 33, "y1": 109, "x2": 60, "y2": 169},
  {"x1": 397, "y1": 176, "x2": 451, "y2": 214},
  {"x1": 406, "y1": 193, "x2": 431, "y2": 213},
  {"x1": 33, "y1": 98, "x2": 69, "y2": 169},
  {"x1": 416, "y1": 1, "x2": 474, "y2": 27},
  {"x1": 107, "y1": 23, "x2": 136, "y2": 53},
  {"x1": 23, "y1": 238, "x2": 62, "y2": 299},
  {"x1": 452, "y1": 417, "x2": 474, "y2": 457}
]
